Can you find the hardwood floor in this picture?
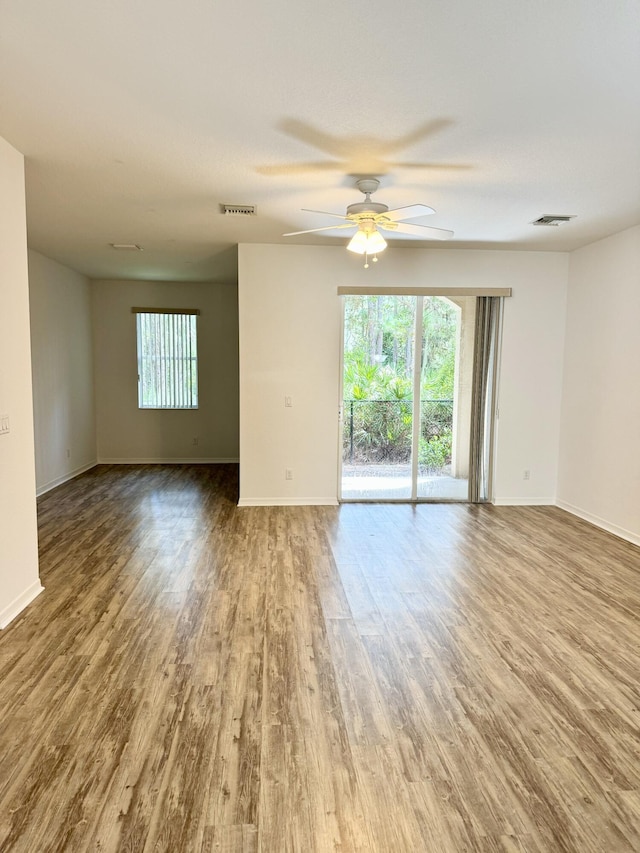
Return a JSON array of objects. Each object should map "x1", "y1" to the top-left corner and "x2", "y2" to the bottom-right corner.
[{"x1": 0, "y1": 464, "x2": 639, "y2": 852}]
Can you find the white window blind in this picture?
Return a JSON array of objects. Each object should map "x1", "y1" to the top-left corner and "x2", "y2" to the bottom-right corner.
[{"x1": 134, "y1": 309, "x2": 199, "y2": 409}]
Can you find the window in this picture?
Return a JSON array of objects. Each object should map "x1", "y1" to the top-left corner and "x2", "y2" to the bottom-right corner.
[{"x1": 133, "y1": 309, "x2": 199, "y2": 409}]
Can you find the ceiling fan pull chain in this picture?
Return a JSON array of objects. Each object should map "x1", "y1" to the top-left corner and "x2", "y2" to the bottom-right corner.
[{"x1": 364, "y1": 251, "x2": 369, "y2": 269}]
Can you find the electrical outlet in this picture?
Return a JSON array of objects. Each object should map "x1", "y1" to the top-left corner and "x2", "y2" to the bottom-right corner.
[
  {"x1": 193, "y1": 437, "x2": 199, "y2": 446},
  {"x1": 0, "y1": 415, "x2": 9, "y2": 435},
  {"x1": 285, "y1": 468, "x2": 293, "y2": 480},
  {"x1": 523, "y1": 469, "x2": 530, "y2": 480},
  {"x1": 66, "y1": 449, "x2": 71, "y2": 459},
  {"x1": 285, "y1": 396, "x2": 293, "y2": 408}
]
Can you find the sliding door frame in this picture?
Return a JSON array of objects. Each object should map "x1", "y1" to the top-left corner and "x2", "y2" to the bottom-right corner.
[
  {"x1": 337, "y1": 287, "x2": 511, "y2": 504},
  {"x1": 409, "y1": 295, "x2": 424, "y2": 501}
]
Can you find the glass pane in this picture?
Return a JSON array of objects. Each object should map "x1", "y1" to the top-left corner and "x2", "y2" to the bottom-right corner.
[
  {"x1": 341, "y1": 295, "x2": 415, "y2": 499},
  {"x1": 417, "y1": 296, "x2": 471, "y2": 500}
]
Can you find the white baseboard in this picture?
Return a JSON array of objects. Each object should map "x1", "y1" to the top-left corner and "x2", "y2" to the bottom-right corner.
[
  {"x1": 0, "y1": 581, "x2": 45, "y2": 629},
  {"x1": 493, "y1": 497, "x2": 556, "y2": 506},
  {"x1": 97, "y1": 457, "x2": 239, "y2": 464},
  {"x1": 556, "y1": 500, "x2": 640, "y2": 547},
  {"x1": 238, "y1": 497, "x2": 339, "y2": 507},
  {"x1": 36, "y1": 460, "x2": 98, "y2": 496}
]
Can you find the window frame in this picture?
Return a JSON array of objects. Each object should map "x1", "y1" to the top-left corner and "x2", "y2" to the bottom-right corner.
[{"x1": 132, "y1": 307, "x2": 200, "y2": 410}]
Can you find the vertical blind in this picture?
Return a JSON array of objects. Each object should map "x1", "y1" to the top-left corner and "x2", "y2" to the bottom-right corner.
[{"x1": 134, "y1": 309, "x2": 198, "y2": 409}]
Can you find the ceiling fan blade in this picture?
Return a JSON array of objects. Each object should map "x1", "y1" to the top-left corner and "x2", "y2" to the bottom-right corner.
[
  {"x1": 283, "y1": 223, "x2": 356, "y2": 237},
  {"x1": 380, "y1": 221, "x2": 454, "y2": 240},
  {"x1": 382, "y1": 204, "x2": 435, "y2": 222},
  {"x1": 301, "y1": 209, "x2": 350, "y2": 220}
]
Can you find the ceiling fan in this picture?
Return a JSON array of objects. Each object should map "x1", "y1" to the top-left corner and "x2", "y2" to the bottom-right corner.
[{"x1": 283, "y1": 178, "x2": 453, "y2": 267}]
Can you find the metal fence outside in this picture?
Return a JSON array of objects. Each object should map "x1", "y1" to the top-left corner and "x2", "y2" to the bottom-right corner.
[{"x1": 343, "y1": 399, "x2": 454, "y2": 467}]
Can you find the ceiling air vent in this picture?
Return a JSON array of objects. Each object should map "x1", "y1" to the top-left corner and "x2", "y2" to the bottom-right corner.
[
  {"x1": 531, "y1": 214, "x2": 576, "y2": 227},
  {"x1": 110, "y1": 243, "x2": 143, "y2": 250},
  {"x1": 222, "y1": 204, "x2": 257, "y2": 216}
]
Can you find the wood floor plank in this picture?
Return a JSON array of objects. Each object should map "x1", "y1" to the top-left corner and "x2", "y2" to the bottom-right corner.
[{"x1": 0, "y1": 465, "x2": 639, "y2": 851}]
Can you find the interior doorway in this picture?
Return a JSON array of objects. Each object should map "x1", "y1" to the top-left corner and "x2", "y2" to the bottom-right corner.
[{"x1": 340, "y1": 293, "x2": 476, "y2": 501}]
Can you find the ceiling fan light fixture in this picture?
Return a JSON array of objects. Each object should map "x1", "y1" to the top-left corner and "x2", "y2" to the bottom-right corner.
[
  {"x1": 366, "y1": 229, "x2": 387, "y2": 254},
  {"x1": 346, "y1": 229, "x2": 368, "y2": 254},
  {"x1": 346, "y1": 227, "x2": 387, "y2": 255}
]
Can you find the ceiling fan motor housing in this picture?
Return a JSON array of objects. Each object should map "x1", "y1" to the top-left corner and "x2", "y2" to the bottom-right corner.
[{"x1": 346, "y1": 201, "x2": 389, "y2": 217}]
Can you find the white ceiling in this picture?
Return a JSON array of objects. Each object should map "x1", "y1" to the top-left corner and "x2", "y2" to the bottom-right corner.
[{"x1": 1, "y1": 0, "x2": 639, "y2": 281}]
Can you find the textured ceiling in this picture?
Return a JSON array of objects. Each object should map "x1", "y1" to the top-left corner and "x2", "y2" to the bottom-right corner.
[{"x1": 1, "y1": 0, "x2": 639, "y2": 281}]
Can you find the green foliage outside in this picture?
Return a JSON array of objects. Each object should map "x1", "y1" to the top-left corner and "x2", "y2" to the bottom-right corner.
[{"x1": 343, "y1": 295, "x2": 457, "y2": 471}]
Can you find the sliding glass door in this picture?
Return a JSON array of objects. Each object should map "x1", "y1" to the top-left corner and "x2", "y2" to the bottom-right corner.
[{"x1": 340, "y1": 294, "x2": 475, "y2": 501}]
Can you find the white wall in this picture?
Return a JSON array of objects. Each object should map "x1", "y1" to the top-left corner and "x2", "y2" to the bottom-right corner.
[
  {"x1": 558, "y1": 225, "x2": 640, "y2": 545},
  {"x1": 0, "y1": 137, "x2": 42, "y2": 628},
  {"x1": 92, "y1": 279, "x2": 239, "y2": 462},
  {"x1": 238, "y1": 244, "x2": 568, "y2": 505},
  {"x1": 29, "y1": 250, "x2": 96, "y2": 494}
]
